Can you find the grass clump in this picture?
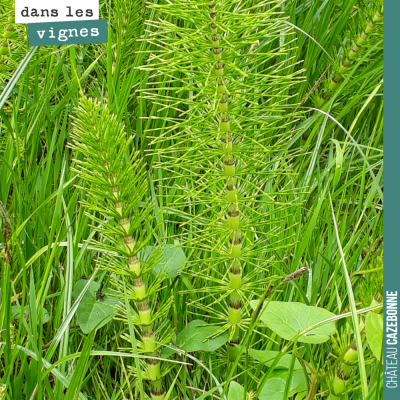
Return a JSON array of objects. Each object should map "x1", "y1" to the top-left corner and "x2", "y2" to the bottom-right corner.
[{"x1": 0, "y1": 0, "x2": 383, "y2": 399}]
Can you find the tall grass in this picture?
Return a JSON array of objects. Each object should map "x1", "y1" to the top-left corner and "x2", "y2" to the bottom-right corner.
[{"x1": 0, "y1": 0, "x2": 383, "y2": 399}]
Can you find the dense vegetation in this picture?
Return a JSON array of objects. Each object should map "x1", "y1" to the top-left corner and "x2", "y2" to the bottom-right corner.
[{"x1": 0, "y1": 1, "x2": 383, "y2": 399}]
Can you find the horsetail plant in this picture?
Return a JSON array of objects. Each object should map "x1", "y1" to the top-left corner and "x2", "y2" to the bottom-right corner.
[
  {"x1": 140, "y1": 0, "x2": 305, "y2": 364},
  {"x1": 317, "y1": 5, "x2": 383, "y2": 106},
  {"x1": 0, "y1": 4, "x2": 15, "y2": 74},
  {"x1": 0, "y1": 384, "x2": 5, "y2": 400},
  {"x1": 328, "y1": 290, "x2": 383, "y2": 400},
  {"x1": 328, "y1": 329, "x2": 362, "y2": 400},
  {"x1": 209, "y1": 0, "x2": 244, "y2": 361},
  {"x1": 70, "y1": 97, "x2": 172, "y2": 400}
]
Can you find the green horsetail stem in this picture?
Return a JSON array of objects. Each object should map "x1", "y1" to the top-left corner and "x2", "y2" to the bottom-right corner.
[
  {"x1": 328, "y1": 344, "x2": 358, "y2": 400},
  {"x1": 71, "y1": 99, "x2": 166, "y2": 400},
  {"x1": 0, "y1": 11, "x2": 15, "y2": 73},
  {"x1": 320, "y1": 9, "x2": 383, "y2": 104},
  {"x1": 8, "y1": 13, "x2": 15, "y2": 24},
  {"x1": 370, "y1": 291, "x2": 383, "y2": 313},
  {"x1": 208, "y1": 0, "x2": 244, "y2": 361},
  {"x1": 0, "y1": 384, "x2": 5, "y2": 400},
  {"x1": 111, "y1": 175, "x2": 164, "y2": 399},
  {"x1": 3, "y1": 25, "x2": 14, "y2": 39},
  {"x1": 0, "y1": 41, "x2": 8, "y2": 55},
  {"x1": 329, "y1": 292, "x2": 382, "y2": 399}
]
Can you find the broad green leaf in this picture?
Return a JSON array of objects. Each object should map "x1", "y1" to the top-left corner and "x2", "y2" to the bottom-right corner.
[
  {"x1": 42, "y1": 308, "x2": 50, "y2": 324},
  {"x1": 228, "y1": 381, "x2": 244, "y2": 400},
  {"x1": 250, "y1": 301, "x2": 335, "y2": 343},
  {"x1": 174, "y1": 319, "x2": 229, "y2": 352},
  {"x1": 249, "y1": 349, "x2": 303, "y2": 370},
  {"x1": 12, "y1": 305, "x2": 49, "y2": 324},
  {"x1": 73, "y1": 280, "x2": 118, "y2": 334},
  {"x1": 259, "y1": 370, "x2": 307, "y2": 400},
  {"x1": 160, "y1": 346, "x2": 176, "y2": 359},
  {"x1": 144, "y1": 244, "x2": 186, "y2": 278},
  {"x1": 366, "y1": 312, "x2": 383, "y2": 361}
]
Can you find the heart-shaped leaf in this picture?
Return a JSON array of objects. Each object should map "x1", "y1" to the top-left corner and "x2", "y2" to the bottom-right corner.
[
  {"x1": 73, "y1": 280, "x2": 118, "y2": 334},
  {"x1": 259, "y1": 370, "x2": 307, "y2": 400},
  {"x1": 228, "y1": 381, "x2": 244, "y2": 400},
  {"x1": 144, "y1": 244, "x2": 186, "y2": 278},
  {"x1": 12, "y1": 305, "x2": 49, "y2": 324},
  {"x1": 366, "y1": 311, "x2": 383, "y2": 361},
  {"x1": 249, "y1": 349, "x2": 303, "y2": 370},
  {"x1": 174, "y1": 320, "x2": 229, "y2": 353},
  {"x1": 250, "y1": 301, "x2": 335, "y2": 344}
]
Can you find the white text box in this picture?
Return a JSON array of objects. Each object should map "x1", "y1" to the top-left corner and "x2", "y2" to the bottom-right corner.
[{"x1": 15, "y1": 1, "x2": 99, "y2": 23}]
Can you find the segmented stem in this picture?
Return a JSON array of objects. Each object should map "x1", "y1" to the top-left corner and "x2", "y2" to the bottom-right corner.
[
  {"x1": 328, "y1": 344, "x2": 358, "y2": 399},
  {"x1": 71, "y1": 98, "x2": 165, "y2": 400},
  {"x1": 329, "y1": 292, "x2": 382, "y2": 399},
  {"x1": 320, "y1": 8, "x2": 383, "y2": 104},
  {"x1": 0, "y1": 9, "x2": 15, "y2": 73},
  {"x1": 112, "y1": 176, "x2": 164, "y2": 399},
  {"x1": 0, "y1": 383, "x2": 5, "y2": 400},
  {"x1": 209, "y1": 0, "x2": 243, "y2": 361}
]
